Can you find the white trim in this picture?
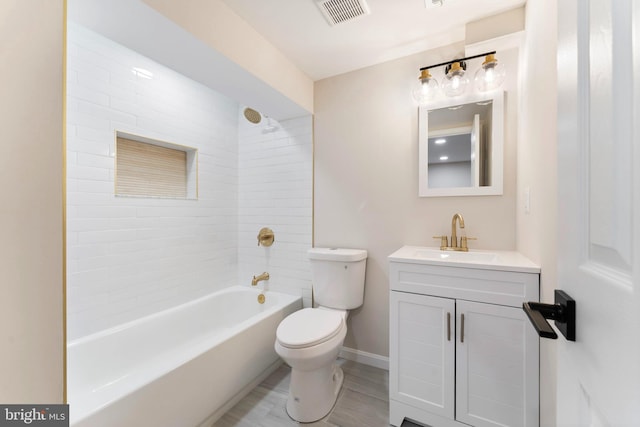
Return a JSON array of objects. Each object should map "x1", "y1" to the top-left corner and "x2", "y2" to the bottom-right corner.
[
  {"x1": 418, "y1": 90, "x2": 504, "y2": 197},
  {"x1": 339, "y1": 346, "x2": 389, "y2": 371}
]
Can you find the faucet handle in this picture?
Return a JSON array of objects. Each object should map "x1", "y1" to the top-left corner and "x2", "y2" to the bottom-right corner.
[
  {"x1": 433, "y1": 235, "x2": 448, "y2": 250},
  {"x1": 257, "y1": 227, "x2": 275, "y2": 247},
  {"x1": 460, "y1": 236, "x2": 477, "y2": 250}
]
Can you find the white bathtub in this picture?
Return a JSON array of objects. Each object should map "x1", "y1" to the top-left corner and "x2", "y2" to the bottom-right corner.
[{"x1": 67, "y1": 286, "x2": 301, "y2": 427}]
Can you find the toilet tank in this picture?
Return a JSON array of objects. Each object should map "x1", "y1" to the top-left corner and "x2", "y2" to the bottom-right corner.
[{"x1": 308, "y1": 248, "x2": 367, "y2": 310}]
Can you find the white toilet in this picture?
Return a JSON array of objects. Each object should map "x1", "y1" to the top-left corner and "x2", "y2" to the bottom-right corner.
[{"x1": 274, "y1": 247, "x2": 367, "y2": 423}]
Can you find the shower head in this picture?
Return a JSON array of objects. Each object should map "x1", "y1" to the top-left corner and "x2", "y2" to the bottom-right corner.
[{"x1": 243, "y1": 107, "x2": 262, "y2": 124}]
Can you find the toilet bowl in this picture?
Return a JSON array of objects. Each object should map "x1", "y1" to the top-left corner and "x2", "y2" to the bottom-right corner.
[
  {"x1": 274, "y1": 247, "x2": 367, "y2": 423},
  {"x1": 275, "y1": 308, "x2": 347, "y2": 422}
]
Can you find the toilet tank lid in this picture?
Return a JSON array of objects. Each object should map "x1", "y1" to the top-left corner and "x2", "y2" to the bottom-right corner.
[{"x1": 308, "y1": 247, "x2": 367, "y2": 262}]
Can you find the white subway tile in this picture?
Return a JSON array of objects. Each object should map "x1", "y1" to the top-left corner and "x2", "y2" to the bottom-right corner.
[
  {"x1": 78, "y1": 229, "x2": 141, "y2": 244},
  {"x1": 68, "y1": 85, "x2": 109, "y2": 107},
  {"x1": 78, "y1": 99, "x2": 137, "y2": 125},
  {"x1": 77, "y1": 179, "x2": 114, "y2": 194},
  {"x1": 67, "y1": 165, "x2": 110, "y2": 182},
  {"x1": 67, "y1": 26, "x2": 312, "y2": 341},
  {"x1": 67, "y1": 138, "x2": 111, "y2": 157}
]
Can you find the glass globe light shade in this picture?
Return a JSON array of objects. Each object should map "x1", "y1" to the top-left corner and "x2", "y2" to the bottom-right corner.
[
  {"x1": 442, "y1": 62, "x2": 469, "y2": 97},
  {"x1": 474, "y1": 54, "x2": 506, "y2": 92},
  {"x1": 412, "y1": 69, "x2": 439, "y2": 104}
]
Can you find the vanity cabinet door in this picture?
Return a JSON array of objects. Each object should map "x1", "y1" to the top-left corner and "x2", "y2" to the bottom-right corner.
[
  {"x1": 390, "y1": 291, "x2": 455, "y2": 420},
  {"x1": 455, "y1": 300, "x2": 539, "y2": 427}
]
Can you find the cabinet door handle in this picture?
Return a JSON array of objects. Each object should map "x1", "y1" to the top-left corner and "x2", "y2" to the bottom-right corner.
[
  {"x1": 447, "y1": 312, "x2": 451, "y2": 341},
  {"x1": 460, "y1": 313, "x2": 465, "y2": 343}
]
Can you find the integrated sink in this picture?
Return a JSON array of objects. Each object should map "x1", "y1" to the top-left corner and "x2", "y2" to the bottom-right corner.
[
  {"x1": 413, "y1": 248, "x2": 500, "y2": 263},
  {"x1": 388, "y1": 245, "x2": 540, "y2": 273}
]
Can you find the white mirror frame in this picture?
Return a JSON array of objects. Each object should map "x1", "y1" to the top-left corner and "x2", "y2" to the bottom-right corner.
[{"x1": 418, "y1": 90, "x2": 504, "y2": 197}]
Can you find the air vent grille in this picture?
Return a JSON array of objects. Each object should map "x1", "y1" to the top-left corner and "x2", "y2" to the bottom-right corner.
[{"x1": 316, "y1": 0, "x2": 371, "y2": 26}]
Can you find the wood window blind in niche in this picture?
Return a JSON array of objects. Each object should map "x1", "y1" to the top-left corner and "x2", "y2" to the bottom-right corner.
[{"x1": 115, "y1": 133, "x2": 197, "y2": 199}]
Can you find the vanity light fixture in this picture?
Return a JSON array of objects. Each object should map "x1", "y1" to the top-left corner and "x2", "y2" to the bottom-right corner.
[{"x1": 415, "y1": 50, "x2": 505, "y2": 102}]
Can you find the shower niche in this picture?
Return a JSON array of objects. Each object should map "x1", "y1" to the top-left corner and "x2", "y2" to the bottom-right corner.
[{"x1": 115, "y1": 131, "x2": 198, "y2": 200}]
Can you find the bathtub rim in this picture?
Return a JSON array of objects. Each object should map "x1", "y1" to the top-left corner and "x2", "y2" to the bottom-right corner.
[{"x1": 67, "y1": 285, "x2": 295, "y2": 347}]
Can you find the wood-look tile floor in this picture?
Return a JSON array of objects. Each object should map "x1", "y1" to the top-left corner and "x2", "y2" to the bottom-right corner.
[{"x1": 211, "y1": 358, "x2": 422, "y2": 427}]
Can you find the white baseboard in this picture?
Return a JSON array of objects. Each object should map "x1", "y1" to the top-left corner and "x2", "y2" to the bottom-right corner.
[{"x1": 339, "y1": 346, "x2": 389, "y2": 371}]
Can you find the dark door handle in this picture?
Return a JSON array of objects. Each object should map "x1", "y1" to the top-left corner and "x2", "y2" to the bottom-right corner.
[
  {"x1": 523, "y1": 290, "x2": 576, "y2": 341},
  {"x1": 523, "y1": 302, "x2": 558, "y2": 338}
]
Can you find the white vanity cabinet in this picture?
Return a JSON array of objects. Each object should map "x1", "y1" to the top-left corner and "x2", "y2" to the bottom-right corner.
[{"x1": 389, "y1": 247, "x2": 540, "y2": 427}]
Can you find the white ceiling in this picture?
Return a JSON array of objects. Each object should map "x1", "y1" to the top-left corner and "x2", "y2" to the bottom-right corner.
[
  {"x1": 222, "y1": 0, "x2": 525, "y2": 80},
  {"x1": 68, "y1": 0, "x2": 524, "y2": 119},
  {"x1": 68, "y1": 0, "x2": 311, "y2": 119}
]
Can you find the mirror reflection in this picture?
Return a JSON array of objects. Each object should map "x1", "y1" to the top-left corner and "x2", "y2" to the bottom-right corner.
[
  {"x1": 427, "y1": 101, "x2": 491, "y2": 188},
  {"x1": 418, "y1": 91, "x2": 503, "y2": 197}
]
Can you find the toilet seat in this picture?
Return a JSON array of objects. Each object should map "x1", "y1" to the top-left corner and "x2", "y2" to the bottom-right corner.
[{"x1": 276, "y1": 308, "x2": 345, "y2": 349}]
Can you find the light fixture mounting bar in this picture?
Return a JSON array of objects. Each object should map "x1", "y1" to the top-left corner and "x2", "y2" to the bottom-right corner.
[{"x1": 419, "y1": 50, "x2": 496, "y2": 71}]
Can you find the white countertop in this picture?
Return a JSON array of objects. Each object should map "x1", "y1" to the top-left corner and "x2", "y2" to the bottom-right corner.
[{"x1": 388, "y1": 245, "x2": 541, "y2": 273}]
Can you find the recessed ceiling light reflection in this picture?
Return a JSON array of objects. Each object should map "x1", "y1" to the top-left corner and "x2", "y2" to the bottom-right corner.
[
  {"x1": 439, "y1": 156, "x2": 449, "y2": 161},
  {"x1": 435, "y1": 138, "x2": 446, "y2": 144}
]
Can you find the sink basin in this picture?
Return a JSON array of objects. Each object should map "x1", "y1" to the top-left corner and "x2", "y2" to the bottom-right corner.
[
  {"x1": 388, "y1": 246, "x2": 540, "y2": 273},
  {"x1": 413, "y1": 248, "x2": 500, "y2": 263}
]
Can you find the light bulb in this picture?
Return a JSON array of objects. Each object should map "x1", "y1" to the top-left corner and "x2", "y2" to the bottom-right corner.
[
  {"x1": 475, "y1": 54, "x2": 506, "y2": 92},
  {"x1": 442, "y1": 62, "x2": 469, "y2": 97},
  {"x1": 412, "y1": 69, "x2": 439, "y2": 104},
  {"x1": 484, "y1": 68, "x2": 495, "y2": 83}
]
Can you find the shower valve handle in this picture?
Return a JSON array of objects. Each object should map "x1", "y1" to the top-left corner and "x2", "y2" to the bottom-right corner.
[{"x1": 257, "y1": 227, "x2": 275, "y2": 247}]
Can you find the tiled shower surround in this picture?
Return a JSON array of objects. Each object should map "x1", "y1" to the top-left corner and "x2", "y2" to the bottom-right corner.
[
  {"x1": 237, "y1": 115, "x2": 313, "y2": 302},
  {"x1": 66, "y1": 24, "x2": 312, "y2": 340}
]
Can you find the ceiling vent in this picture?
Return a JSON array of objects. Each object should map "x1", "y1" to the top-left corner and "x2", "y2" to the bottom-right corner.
[{"x1": 315, "y1": 0, "x2": 371, "y2": 26}]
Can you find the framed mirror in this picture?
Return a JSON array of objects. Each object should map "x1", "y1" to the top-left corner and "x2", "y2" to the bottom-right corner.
[{"x1": 418, "y1": 91, "x2": 504, "y2": 197}]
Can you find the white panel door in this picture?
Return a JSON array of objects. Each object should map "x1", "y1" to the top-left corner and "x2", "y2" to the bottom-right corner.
[
  {"x1": 557, "y1": 0, "x2": 640, "y2": 425},
  {"x1": 389, "y1": 291, "x2": 455, "y2": 419},
  {"x1": 456, "y1": 300, "x2": 539, "y2": 427}
]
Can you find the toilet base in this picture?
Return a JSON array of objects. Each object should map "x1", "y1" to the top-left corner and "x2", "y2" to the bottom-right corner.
[{"x1": 285, "y1": 363, "x2": 344, "y2": 423}]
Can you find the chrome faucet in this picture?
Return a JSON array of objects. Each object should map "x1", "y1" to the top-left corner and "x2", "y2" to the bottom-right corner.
[
  {"x1": 450, "y1": 213, "x2": 465, "y2": 249},
  {"x1": 251, "y1": 272, "x2": 269, "y2": 286}
]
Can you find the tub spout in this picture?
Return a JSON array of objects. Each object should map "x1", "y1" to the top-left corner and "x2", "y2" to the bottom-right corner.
[{"x1": 251, "y1": 272, "x2": 270, "y2": 286}]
